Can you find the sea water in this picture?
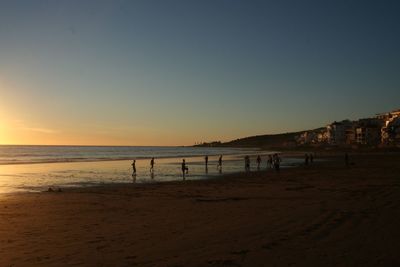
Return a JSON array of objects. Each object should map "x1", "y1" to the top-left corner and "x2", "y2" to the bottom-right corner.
[{"x1": 0, "y1": 146, "x2": 301, "y2": 193}]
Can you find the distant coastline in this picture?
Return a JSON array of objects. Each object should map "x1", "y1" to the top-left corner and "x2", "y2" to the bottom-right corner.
[{"x1": 196, "y1": 108, "x2": 400, "y2": 151}]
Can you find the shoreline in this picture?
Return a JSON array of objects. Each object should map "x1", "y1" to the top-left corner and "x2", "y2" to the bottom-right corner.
[
  {"x1": 59, "y1": 152, "x2": 334, "y2": 194},
  {"x1": 0, "y1": 149, "x2": 261, "y2": 166},
  {"x1": 4, "y1": 149, "x2": 391, "y2": 196},
  {"x1": 0, "y1": 151, "x2": 303, "y2": 194}
]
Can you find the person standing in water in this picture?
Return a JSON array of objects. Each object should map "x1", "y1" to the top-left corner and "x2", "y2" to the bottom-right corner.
[
  {"x1": 205, "y1": 155, "x2": 209, "y2": 173},
  {"x1": 267, "y1": 155, "x2": 273, "y2": 169},
  {"x1": 218, "y1": 155, "x2": 223, "y2": 173},
  {"x1": 273, "y1": 153, "x2": 281, "y2": 172},
  {"x1": 256, "y1": 155, "x2": 261, "y2": 170},
  {"x1": 305, "y1": 154, "x2": 309, "y2": 166},
  {"x1": 131, "y1": 160, "x2": 136, "y2": 175},
  {"x1": 245, "y1": 156, "x2": 250, "y2": 172},
  {"x1": 150, "y1": 157, "x2": 155, "y2": 173},
  {"x1": 181, "y1": 159, "x2": 188, "y2": 178}
]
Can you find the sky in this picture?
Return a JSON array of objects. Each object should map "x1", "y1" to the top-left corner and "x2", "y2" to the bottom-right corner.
[{"x1": 0, "y1": 0, "x2": 399, "y2": 146}]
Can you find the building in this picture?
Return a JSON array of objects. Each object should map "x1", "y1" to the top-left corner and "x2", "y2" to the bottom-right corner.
[
  {"x1": 296, "y1": 128, "x2": 328, "y2": 145},
  {"x1": 326, "y1": 120, "x2": 354, "y2": 145},
  {"x1": 305, "y1": 108, "x2": 400, "y2": 147},
  {"x1": 317, "y1": 131, "x2": 330, "y2": 143},
  {"x1": 345, "y1": 128, "x2": 356, "y2": 144},
  {"x1": 378, "y1": 109, "x2": 400, "y2": 145},
  {"x1": 355, "y1": 127, "x2": 381, "y2": 145},
  {"x1": 296, "y1": 131, "x2": 317, "y2": 145},
  {"x1": 354, "y1": 118, "x2": 384, "y2": 146}
]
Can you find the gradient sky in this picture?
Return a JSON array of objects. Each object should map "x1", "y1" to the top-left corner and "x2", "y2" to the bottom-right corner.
[{"x1": 0, "y1": 0, "x2": 399, "y2": 145}]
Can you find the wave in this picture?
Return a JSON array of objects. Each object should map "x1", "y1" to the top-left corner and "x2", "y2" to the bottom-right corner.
[{"x1": 0, "y1": 146, "x2": 259, "y2": 165}]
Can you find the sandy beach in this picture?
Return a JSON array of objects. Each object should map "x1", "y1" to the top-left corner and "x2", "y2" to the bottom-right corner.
[{"x1": 1, "y1": 153, "x2": 399, "y2": 266}]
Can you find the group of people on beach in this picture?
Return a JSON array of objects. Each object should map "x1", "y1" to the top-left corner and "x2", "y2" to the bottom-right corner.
[
  {"x1": 304, "y1": 153, "x2": 314, "y2": 166},
  {"x1": 131, "y1": 153, "x2": 284, "y2": 179},
  {"x1": 131, "y1": 155, "x2": 224, "y2": 177},
  {"x1": 127, "y1": 151, "x2": 354, "y2": 182},
  {"x1": 246, "y1": 153, "x2": 282, "y2": 172}
]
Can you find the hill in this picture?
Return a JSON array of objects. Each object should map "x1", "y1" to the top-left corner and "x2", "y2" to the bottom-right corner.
[{"x1": 195, "y1": 128, "x2": 325, "y2": 149}]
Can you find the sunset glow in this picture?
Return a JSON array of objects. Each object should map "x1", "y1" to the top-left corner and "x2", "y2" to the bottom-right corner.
[{"x1": 0, "y1": 1, "x2": 399, "y2": 146}]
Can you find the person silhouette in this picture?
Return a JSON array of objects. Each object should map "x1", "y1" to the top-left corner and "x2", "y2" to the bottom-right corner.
[
  {"x1": 204, "y1": 155, "x2": 208, "y2": 173},
  {"x1": 273, "y1": 153, "x2": 281, "y2": 172},
  {"x1": 256, "y1": 155, "x2": 261, "y2": 170},
  {"x1": 150, "y1": 157, "x2": 155, "y2": 173},
  {"x1": 245, "y1": 156, "x2": 250, "y2": 172},
  {"x1": 267, "y1": 155, "x2": 273, "y2": 169},
  {"x1": 181, "y1": 159, "x2": 188, "y2": 178},
  {"x1": 131, "y1": 160, "x2": 136, "y2": 175},
  {"x1": 305, "y1": 154, "x2": 309, "y2": 166}
]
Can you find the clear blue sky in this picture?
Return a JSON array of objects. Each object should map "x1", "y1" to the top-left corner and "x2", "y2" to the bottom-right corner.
[{"x1": 0, "y1": 0, "x2": 399, "y2": 145}]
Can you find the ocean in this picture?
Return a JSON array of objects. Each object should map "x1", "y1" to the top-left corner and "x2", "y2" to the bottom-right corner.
[{"x1": 0, "y1": 145, "x2": 300, "y2": 193}]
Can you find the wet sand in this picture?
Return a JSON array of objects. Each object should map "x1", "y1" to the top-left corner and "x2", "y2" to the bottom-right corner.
[{"x1": 1, "y1": 153, "x2": 399, "y2": 266}]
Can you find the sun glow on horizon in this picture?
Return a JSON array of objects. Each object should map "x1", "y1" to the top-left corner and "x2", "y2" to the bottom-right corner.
[
  {"x1": 0, "y1": 121, "x2": 19, "y2": 145},
  {"x1": 0, "y1": 122, "x2": 6, "y2": 144},
  {"x1": 0, "y1": 118, "x2": 203, "y2": 146}
]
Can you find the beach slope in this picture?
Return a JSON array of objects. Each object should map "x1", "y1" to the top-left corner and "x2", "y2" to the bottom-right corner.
[{"x1": 1, "y1": 153, "x2": 399, "y2": 266}]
